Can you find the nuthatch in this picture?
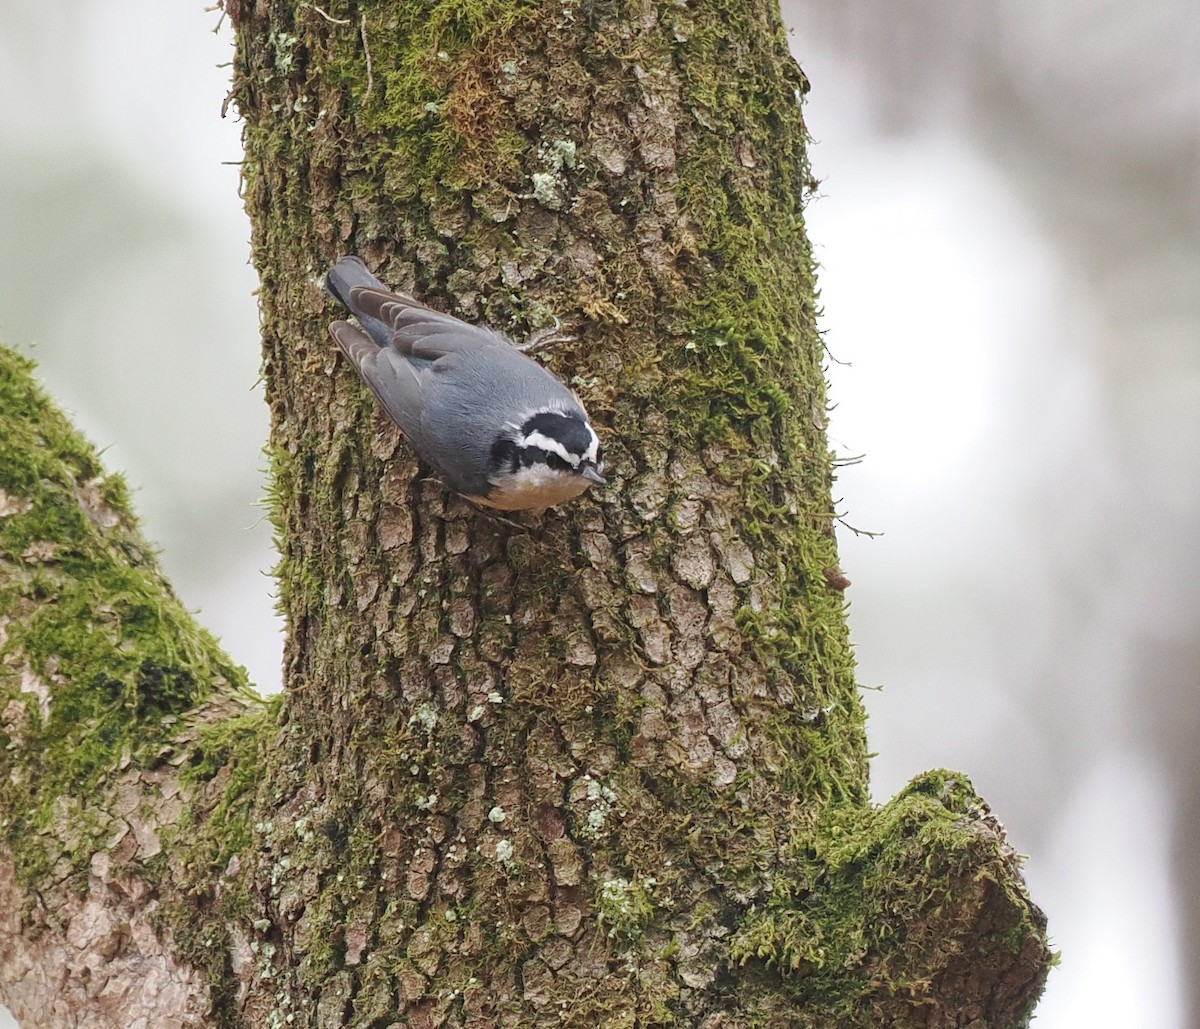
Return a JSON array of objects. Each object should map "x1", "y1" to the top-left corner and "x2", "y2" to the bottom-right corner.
[{"x1": 326, "y1": 256, "x2": 605, "y2": 510}]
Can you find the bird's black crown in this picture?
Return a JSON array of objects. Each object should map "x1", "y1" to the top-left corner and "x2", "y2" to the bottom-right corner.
[{"x1": 490, "y1": 410, "x2": 603, "y2": 477}]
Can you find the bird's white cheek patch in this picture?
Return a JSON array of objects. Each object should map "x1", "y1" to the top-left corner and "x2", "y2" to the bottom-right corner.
[
  {"x1": 520, "y1": 430, "x2": 579, "y2": 467},
  {"x1": 583, "y1": 423, "x2": 600, "y2": 463}
]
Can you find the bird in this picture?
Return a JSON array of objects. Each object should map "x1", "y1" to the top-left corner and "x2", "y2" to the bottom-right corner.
[{"x1": 325, "y1": 256, "x2": 605, "y2": 511}]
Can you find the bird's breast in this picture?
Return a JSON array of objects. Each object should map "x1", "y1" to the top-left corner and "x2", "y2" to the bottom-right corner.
[{"x1": 473, "y1": 465, "x2": 593, "y2": 511}]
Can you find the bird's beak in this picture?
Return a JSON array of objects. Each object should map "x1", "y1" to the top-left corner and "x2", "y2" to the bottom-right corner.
[{"x1": 581, "y1": 463, "x2": 607, "y2": 485}]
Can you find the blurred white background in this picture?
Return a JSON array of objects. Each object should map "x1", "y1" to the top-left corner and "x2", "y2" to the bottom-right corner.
[{"x1": 1, "y1": 2, "x2": 1196, "y2": 1026}]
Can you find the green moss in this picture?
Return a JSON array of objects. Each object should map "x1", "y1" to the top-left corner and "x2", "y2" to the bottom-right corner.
[
  {"x1": 0, "y1": 343, "x2": 259, "y2": 888},
  {"x1": 263, "y1": 0, "x2": 546, "y2": 214},
  {"x1": 178, "y1": 695, "x2": 283, "y2": 866},
  {"x1": 730, "y1": 771, "x2": 1050, "y2": 1022},
  {"x1": 596, "y1": 874, "x2": 659, "y2": 942}
]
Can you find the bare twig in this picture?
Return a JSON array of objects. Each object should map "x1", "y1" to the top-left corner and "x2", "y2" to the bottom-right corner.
[
  {"x1": 822, "y1": 339, "x2": 852, "y2": 367},
  {"x1": 205, "y1": 2, "x2": 227, "y2": 33},
  {"x1": 517, "y1": 317, "x2": 577, "y2": 353},
  {"x1": 361, "y1": 14, "x2": 374, "y2": 99},
  {"x1": 308, "y1": 3, "x2": 350, "y2": 25},
  {"x1": 831, "y1": 451, "x2": 866, "y2": 468},
  {"x1": 836, "y1": 516, "x2": 883, "y2": 539}
]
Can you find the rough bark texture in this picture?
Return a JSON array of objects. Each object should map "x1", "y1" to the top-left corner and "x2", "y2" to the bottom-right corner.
[
  {"x1": 0, "y1": 347, "x2": 267, "y2": 1026},
  {"x1": 0, "y1": 0, "x2": 1053, "y2": 1025}
]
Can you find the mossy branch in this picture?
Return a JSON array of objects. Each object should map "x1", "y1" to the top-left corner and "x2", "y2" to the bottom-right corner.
[{"x1": 0, "y1": 344, "x2": 271, "y2": 1024}]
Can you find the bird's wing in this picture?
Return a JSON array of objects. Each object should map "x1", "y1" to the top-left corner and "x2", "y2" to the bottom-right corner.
[
  {"x1": 329, "y1": 320, "x2": 429, "y2": 448},
  {"x1": 327, "y1": 256, "x2": 521, "y2": 359},
  {"x1": 345, "y1": 286, "x2": 514, "y2": 360}
]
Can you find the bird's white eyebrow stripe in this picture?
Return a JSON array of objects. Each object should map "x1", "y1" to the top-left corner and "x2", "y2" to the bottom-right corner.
[
  {"x1": 584, "y1": 423, "x2": 600, "y2": 463},
  {"x1": 520, "y1": 430, "x2": 580, "y2": 466}
]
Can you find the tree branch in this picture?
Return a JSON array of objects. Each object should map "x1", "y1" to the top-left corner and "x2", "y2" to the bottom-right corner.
[{"x1": 0, "y1": 345, "x2": 267, "y2": 1025}]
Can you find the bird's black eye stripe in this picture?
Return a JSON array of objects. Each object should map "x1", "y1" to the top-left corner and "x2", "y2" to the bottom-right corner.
[
  {"x1": 521, "y1": 411, "x2": 596, "y2": 460},
  {"x1": 493, "y1": 423, "x2": 599, "y2": 480}
]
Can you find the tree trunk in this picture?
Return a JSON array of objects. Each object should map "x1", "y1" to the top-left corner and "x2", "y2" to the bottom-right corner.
[{"x1": 0, "y1": 0, "x2": 1052, "y2": 1026}]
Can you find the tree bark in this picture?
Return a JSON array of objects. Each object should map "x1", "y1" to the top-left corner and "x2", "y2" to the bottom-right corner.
[
  {"x1": 0, "y1": 346, "x2": 267, "y2": 1026},
  {"x1": 0, "y1": 0, "x2": 1052, "y2": 1026}
]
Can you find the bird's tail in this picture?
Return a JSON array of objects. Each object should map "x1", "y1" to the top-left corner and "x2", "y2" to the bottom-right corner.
[
  {"x1": 324, "y1": 256, "x2": 399, "y2": 348},
  {"x1": 324, "y1": 255, "x2": 387, "y2": 308}
]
